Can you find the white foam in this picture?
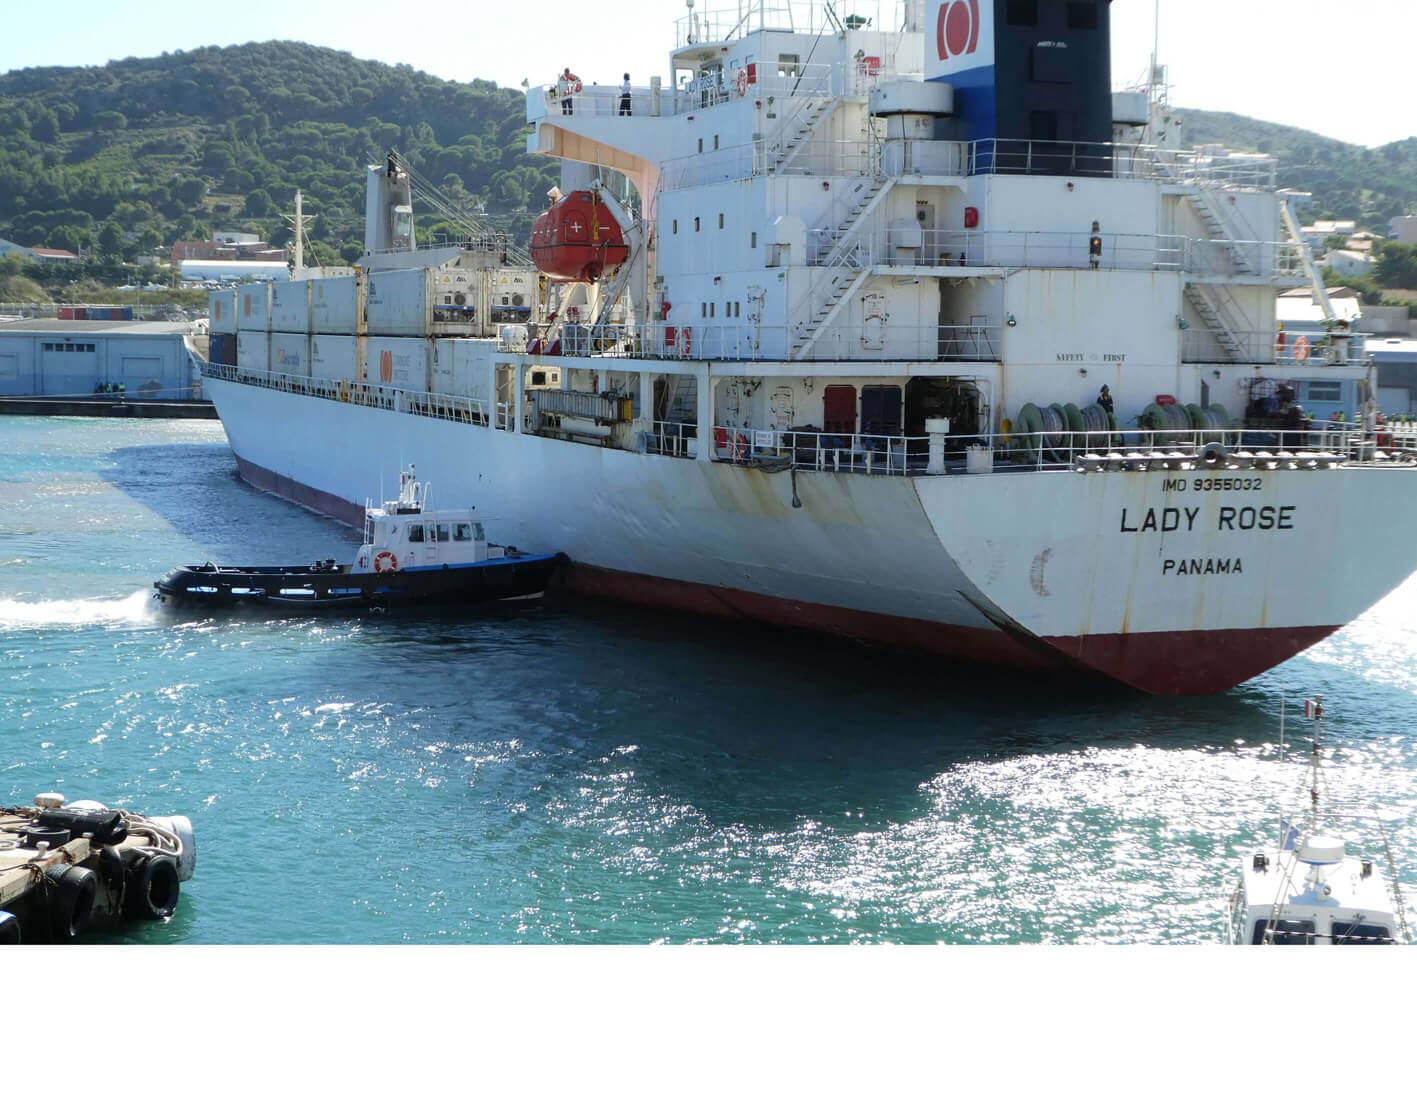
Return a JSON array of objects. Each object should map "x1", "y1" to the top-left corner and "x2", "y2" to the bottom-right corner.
[{"x1": 0, "y1": 589, "x2": 156, "y2": 630}]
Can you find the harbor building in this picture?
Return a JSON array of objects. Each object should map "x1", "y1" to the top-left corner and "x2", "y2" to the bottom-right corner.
[{"x1": 0, "y1": 319, "x2": 205, "y2": 399}]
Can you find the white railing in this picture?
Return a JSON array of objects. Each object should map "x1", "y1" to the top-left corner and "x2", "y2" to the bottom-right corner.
[
  {"x1": 661, "y1": 135, "x2": 1281, "y2": 191},
  {"x1": 713, "y1": 427, "x2": 921, "y2": 476},
  {"x1": 201, "y1": 363, "x2": 489, "y2": 426},
  {"x1": 806, "y1": 228, "x2": 1187, "y2": 272},
  {"x1": 644, "y1": 420, "x2": 697, "y2": 459},
  {"x1": 546, "y1": 322, "x2": 1002, "y2": 363},
  {"x1": 1187, "y1": 238, "x2": 1309, "y2": 280},
  {"x1": 1182, "y1": 330, "x2": 1367, "y2": 366},
  {"x1": 674, "y1": 1, "x2": 907, "y2": 47}
]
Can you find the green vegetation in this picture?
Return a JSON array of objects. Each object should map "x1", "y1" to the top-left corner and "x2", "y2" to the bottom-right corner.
[
  {"x1": 0, "y1": 41, "x2": 556, "y2": 268},
  {"x1": 1179, "y1": 109, "x2": 1417, "y2": 227}
]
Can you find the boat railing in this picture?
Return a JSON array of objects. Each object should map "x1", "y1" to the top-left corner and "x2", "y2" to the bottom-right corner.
[
  {"x1": 661, "y1": 134, "x2": 1280, "y2": 191},
  {"x1": 1181, "y1": 329, "x2": 1367, "y2": 366},
  {"x1": 644, "y1": 420, "x2": 698, "y2": 460},
  {"x1": 805, "y1": 227, "x2": 1189, "y2": 272},
  {"x1": 544, "y1": 322, "x2": 1002, "y2": 363},
  {"x1": 202, "y1": 363, "x2": 489, "y2": 427},
  {"x1": 713, "y1": 427, "x2": 923, "y2": 476}
]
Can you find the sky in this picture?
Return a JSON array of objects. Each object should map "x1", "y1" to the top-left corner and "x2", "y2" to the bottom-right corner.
[{"x1": 0, "y1": 0, "x2": 1412, "y2": 147}]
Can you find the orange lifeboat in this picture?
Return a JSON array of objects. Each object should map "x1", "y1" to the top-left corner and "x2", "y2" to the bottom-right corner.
[{"x1": 530, "y1": 190, "x2": 630, "y2": 282}]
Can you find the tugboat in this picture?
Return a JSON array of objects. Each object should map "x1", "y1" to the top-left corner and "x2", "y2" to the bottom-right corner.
[
  {"x1": 155, "y1": 466, "x2": 564, "y2": 612},
  {"x1": 1227, "y1": 697, "x2": 1411, "y2": 945}
]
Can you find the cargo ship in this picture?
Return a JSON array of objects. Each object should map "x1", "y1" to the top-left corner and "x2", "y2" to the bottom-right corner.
[{"x1": 200, "y1": 1, "x2": 1417, "y2": 695}]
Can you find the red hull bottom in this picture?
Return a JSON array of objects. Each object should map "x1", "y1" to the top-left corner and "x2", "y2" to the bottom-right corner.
[{"x1": 232, "y1": 454, "x2": 1334, "y2": 694}]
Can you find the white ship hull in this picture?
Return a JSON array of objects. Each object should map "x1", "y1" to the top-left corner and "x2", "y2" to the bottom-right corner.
[{"x1": 208, "y1": 374, "x2": 1417, "y2": 694}]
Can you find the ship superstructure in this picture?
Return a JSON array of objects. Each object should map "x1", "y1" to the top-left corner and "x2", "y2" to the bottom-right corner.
[{"x1": 200, "y1": 1, "x2": 1417, "y2": 694}]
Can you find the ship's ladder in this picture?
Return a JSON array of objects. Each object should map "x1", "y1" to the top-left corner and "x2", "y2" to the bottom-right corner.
[
  {"x1": 1188, "y1": 188, "x2": 1259, "y2": 276},
  {"x1": 790, "y1": 267, "x2": 871, "y2": 360},
  {"x1": 769, "y1": 98, "x2": 838, "y2": 174},
  {"x1": 1183, "y1": 282, "x2": 1248, "y2": 363},
  {"x1": 812, "y1": 177, "x2": 894, "y2": 268}
]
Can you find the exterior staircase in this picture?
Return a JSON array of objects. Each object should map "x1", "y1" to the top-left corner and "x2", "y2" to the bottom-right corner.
[
  {"x1": 812, "y1": 177, "x2": 894, "y2": 267},
  {"x1": 1188, "y1": 189, "x2": 1255, "y2": 275},
  {"x1": 769, "y1": 99, "x2": 837, "y2": 174},
  {"x1": 1184, "y1": 283, "x2": 1247, "y2": 362},
  {"x1": 790, "y1": 267, "x2": 871, "y2": 360}
]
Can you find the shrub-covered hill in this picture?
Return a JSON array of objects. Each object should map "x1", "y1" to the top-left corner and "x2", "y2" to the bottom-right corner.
[{"x1": 0, "y1": 40, "x2": 557, "y2": 264}]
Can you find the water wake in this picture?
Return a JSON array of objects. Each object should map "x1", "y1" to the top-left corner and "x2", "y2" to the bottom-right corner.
[{"x1": 0, "y1": 589, "x2": 156, "y2": 630}]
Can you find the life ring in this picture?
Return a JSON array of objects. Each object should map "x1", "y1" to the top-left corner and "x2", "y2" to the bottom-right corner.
[
  {"x1": 1294, "y1": 335, "x2": 1310, "y2": 362},
  {"x1": 735, "y1": 68, "x2": 749, "y2": 97},
  {"x1": 373, "y1": 550, "x2": 399, "y2": 574}
]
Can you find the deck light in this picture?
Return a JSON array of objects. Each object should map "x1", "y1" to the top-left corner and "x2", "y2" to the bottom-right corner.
[{"x1": 1006, "y1": 314, "x2": 1017, "y2": 328}]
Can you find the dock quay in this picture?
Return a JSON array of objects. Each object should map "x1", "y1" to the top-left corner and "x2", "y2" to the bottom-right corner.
[
  {"x1": 0, "y1": 794, "x2": 196, "y2": 944},
  {"x1": 0, "y1": 396, "x2": 218, "y2": 419}
]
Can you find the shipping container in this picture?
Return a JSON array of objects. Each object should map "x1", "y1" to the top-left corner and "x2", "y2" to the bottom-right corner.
[
  {"x1": 208, "y1": 332, "x2": 238, "y2": 367},
  {"x1": 209, "y1": 289, "x2": 237, "y2": 334},
  {"x1": 238, "y1": 283, "x2": 273, "y2": 332},
  {"x1": 310, "y1": 335, "x2": 366, "y2": 384},
  {"x1": 366, "y1": 268, "x2": 433, "y2": 337},
  {"x1": 432, "y1": 339, "x2": 495, "y2": 401},
  {"x1": 311, "y1": 269, "x2": 367, "y2": 335},
  {"x1": 366, "y1": 335, "x2": 431, "y2": 391},
  {"x1": 270, "y1": 333, "x2": 311, "y2": 378},
  {"x1": 236, "y1": 330, "x2": 269, "y2": 377},
  {"x1": 489, "y1": 269, "x2": 536, "y2": 324},
  {"x1": 59, "y1": 306, "x2": 88, "y2": 321},
  {"x1": 270, "y1": 280, "x2": 311, "y2": 334},
  {"x1": 432, "y1": 267, "x2": 487, "y2": 332}
]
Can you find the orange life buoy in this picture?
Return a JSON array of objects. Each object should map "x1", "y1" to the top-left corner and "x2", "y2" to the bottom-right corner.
[
  {"x1": 373, "y1": 550, "x2": 399, "y2": 574},
  {"x1": 1294, "y1": 335, "x2": 1310, "y2": 362}
]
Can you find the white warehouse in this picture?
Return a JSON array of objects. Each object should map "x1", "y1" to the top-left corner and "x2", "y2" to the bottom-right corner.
[{"x1": 0, "y1": 319, "x2": 206, "y2": 398}]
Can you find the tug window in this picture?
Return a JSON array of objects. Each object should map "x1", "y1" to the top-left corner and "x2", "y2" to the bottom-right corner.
[
  {"x1": 1251, "y1": 919, "x2": 1315, "y2": 945},
  {"x1": 436, "y1": 524, "x2": 451, "y2": 542},
  {"x1": 454, "y1": 523, "x2": 473, "y2": 542},
  {"x1": 407, "y1": 524, "x2": 425, "y2": 543},
  {"x1": 473, "y1": 523, "x2": 486, "y2": 542}
]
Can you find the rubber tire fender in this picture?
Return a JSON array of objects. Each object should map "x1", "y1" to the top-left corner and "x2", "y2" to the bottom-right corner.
[
  {"x1": 124, "y1": 854, "x2": 181, "y2": 920},
  {"x1": 44, "y1": 862, "x2": 97, "y2": 942}
]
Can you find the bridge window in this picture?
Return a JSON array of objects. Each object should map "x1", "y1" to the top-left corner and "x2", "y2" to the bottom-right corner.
[
  {"x1": 777, "y1": 54, "x2": 800, "y2": 78},
  {"x1": 1067, "y1": 2, "x2": 1098, "y2": 29},
  {"x1": 407, "y1": 524, "x2": 425, "y2": 543},
  {"x1": 1251, "y1": 918, "x2": 1315, "y2": 945},
  {"x1": 436, "y1": 524, "x2": 451, "y2": 542},
  {"x1": 1332, "y1": 921, "x2": 1393, "y2": 944},
  {"x1": 1306, "y1": 380, "x2": 1342, "y2": 403},
  {"x1": 1006, "y1": 0, "x2": 1038, "y2": 25}
]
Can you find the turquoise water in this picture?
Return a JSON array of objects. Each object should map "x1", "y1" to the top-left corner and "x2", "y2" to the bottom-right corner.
[{"x1": 2, "y1": 415, "x2": 1414, "y2": 943}]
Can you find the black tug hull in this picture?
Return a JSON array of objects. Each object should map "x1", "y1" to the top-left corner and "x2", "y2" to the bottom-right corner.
[{"x1": 154, "y1": 554, "x2": 565, "y2": 613}]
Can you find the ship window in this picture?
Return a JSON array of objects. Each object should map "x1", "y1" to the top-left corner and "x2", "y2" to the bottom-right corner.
[
  {"x1": 777, "y1": 54, "x2": 800, "y2": 78},
  {"x1": 697, "y1": 138, "x2": 703, "y2": 154},
  {"x1": 1306, "y1": 380, "x2": 1342, "y2": 403},
  {"x1": 1006, "y1": 0, "x2": 1038, "y2": 25},
  {"x1": 436, "y1": 524, "x2": 451, "y2": 542},
  {"x1": 713, "y1": 135, "x2": 719, "y2": 151},
  {"x1": 694, "y1": 216, "x2": 701, "y2": 232},
  {"x1": 1251, "y1": 918, "x2": 1315, "y2": 945},
  {"x1": 718, "y1": 213, "x2": 725, "y2": 229},
  {"x1": 701, "y1": 302, "x2": 708, "y2": 318},
  {"x1": 1067, "y1": 2, "x2": 1098, "y2": 29},
  {"x1": 1332, "y1": 922, "x2": 1393, "y2": 944},
  {"x1": 473, "y1": 523, "x2": 486, "y2": 542},
  {"x1": 751, "y1": 231, "x2": 758, "y2": 249},
  {"x1": 454, "y1": 523, "x2": 473, "y2": 542},
  {"x1": 672, "y1": 219, "x2": 679, "y2": 235},
  {"x1": 407, "y1": 524, "x2": 425, "y2": 543}
]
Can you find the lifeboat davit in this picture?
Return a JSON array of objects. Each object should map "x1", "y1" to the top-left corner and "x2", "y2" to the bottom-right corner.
[{"x1": 530, "y1": 190, "x2": 630, "y2": 282}]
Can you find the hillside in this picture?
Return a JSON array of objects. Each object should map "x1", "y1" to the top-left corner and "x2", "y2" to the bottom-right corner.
[
  {"x1": 0, "y1": 41, "x2": 556, "y2": 265},
  {"x1": 0, "y1": 41, "x2": 1412, "y2": 269}
]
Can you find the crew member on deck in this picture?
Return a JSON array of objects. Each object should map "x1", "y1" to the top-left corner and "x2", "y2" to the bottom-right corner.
[
  {"x1": 619, "y1": 74, "x2": 633, "y2": 116},
  {"x1": 1089, "y1": 221, "x2": 1103, "y2": 270},
  {"x1": 1097, "y1": 384, "x2": 1114, "y2": 415},
  {"x1": 558, "y1": 68, "x2": 580, "y2": 114}
]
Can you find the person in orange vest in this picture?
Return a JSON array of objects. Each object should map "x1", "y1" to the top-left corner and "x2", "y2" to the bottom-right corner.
[{"x1": 558, "y1": 68, "x2": 581, "y2": 115}]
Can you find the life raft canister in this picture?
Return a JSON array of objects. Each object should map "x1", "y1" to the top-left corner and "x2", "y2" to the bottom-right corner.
[{"x1": 373, "y1": 551, "x2": 399, "y2": 574}]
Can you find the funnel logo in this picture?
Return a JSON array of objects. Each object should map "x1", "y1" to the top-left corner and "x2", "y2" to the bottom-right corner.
[
  {"x1": 937, "y1": 0, "x2": 980, "y2": 61},
  {"x1": 379, "y1": 349, "x2": 393, "y2": 383}
]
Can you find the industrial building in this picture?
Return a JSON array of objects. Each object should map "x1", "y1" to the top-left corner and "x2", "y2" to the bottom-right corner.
[{"x1": 0, "y1": 319, "x2": 205, "y2": 399}]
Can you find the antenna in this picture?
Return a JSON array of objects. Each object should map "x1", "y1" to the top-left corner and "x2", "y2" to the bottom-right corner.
[{"x1": 282, "y1": 190, "x2": 316, "y2": 274}]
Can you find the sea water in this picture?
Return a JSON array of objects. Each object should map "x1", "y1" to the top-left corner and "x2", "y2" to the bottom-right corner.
[{"x1": 1, "y1": 416, "x2": 1413, "y2": 943}]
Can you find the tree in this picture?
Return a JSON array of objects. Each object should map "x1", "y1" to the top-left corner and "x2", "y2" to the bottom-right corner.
[
  {"x1": 1374, "y1": 243, "x2": 1417, "y2": 290},
  {"x1": 94, "y1": 110, "x2": 128, "y2": 133},
  {"x1": 49, "y1": 224, "x2": 93, "y2": 254},
  {"x1": 97, "y1": 221, "x2": 126, "y2": 256},
  {"x1": 174, "y1": 176, "x2": 208, "y2": 206},
  {"x1": 243, "y1": 188, "x2": 273, "y2": 217},
  {"x1": 29, "y1": 108, "x2": 60, "y2": 144}
]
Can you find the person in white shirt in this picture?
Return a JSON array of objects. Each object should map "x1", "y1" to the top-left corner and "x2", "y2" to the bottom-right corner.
[{"x1": 619, "y1": 74, "x2": 632, "y2": 116}]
